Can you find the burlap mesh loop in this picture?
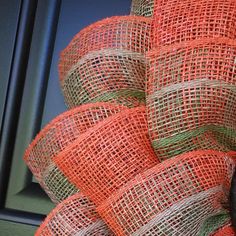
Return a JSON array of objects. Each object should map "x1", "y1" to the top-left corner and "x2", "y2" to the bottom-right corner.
[
  {"x1": 58, "y1": 16, "x2": 151, "y2": 107},
  {"x1": 146, "y1": 38, "x2": 236, "y2": 161},
  {"x1": 62, "y1": 49, "x2": 147, "y2": 108},
  {"x1": 54, "y1": 106, "x2": 159, "y2": 206},
  {"x1": 130, "y1": 0, "x2": 154, "y2": 17},
  {"x1": 59, "y1": 16, "x2": 151, "y2": 81},
  {"x1": 24, "y1": 103, "x2": 126, "y2": 203},
  {"x1": 97, "y1": 150, "x2": 235, "y2": 236},
  {"x1": 152, "y1": 0, "x2": 236, "y2": 46},
  {"x1": 35, "y1": 193, "x2": 114, "y2": 236}
]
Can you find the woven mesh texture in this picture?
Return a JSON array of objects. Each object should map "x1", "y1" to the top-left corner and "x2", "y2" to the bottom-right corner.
[
  {"x1": 59, "y1": 16, "x2": 151, "y2": 83},
  {"x1": 54, "y1": 106, "x2": 159, "y2": 206},
  {"x1": 197, "y1": 213, "x2": 231, "y2": 236},
  {"x1": 97, "y1": 150, "x2": 235, "y2": 236},
  {"x1": 35, "y1": 193, "x2": 114, "y2": 236},
  {"x1": 62, "y1": 49, "x2": 147, "y2": 108},
  {"x1": 24, "y1": 103, "x2": 126, "y2": 203},
  {"x1": 130, "y1": 0, "x2": 154, "y2": 17},
  {"x1": 42, "y1": 162, "x2": 78, "y2": 203},
  {"x1": 146, "y1": 38, "x2": 236, "y2": 161},
  {"x1": 152, "y1": 0, "x2": 236, "y2": 46},
  {"x1": 213, "y1": 224, "x2": 235, "y2": 236}
]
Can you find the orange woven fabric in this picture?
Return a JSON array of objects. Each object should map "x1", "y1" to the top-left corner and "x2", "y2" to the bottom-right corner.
[
  {"x1": 130, "y1": 0, "x2": 154, "y2": 17},
  {"x1": 152, "y1": 0, "x2": 236, "y2": 46},
  {"x1": 59, "y1": 16, "x2": 151, "y2": 108},
  {"x1": 54, "y1": 106, "x2": 159, "y2": 206},
  {"x1": 24, "y1": 103, "x2": 126, "y2": 203},
  {"x1": 97, "y1": 150, "x2": 235, "y2": 236},
  {"x1": 146, "y1": 38, "x2": 236, "y2": 160},
  {"x1": 59, "y1": 15, "x2": 151, "y2": 82},
  {"x1": 35, "y1": 193, "x2": 114, "y2": 236},
  {"x1": 213, "y1": 224, "x2": 235, "y2": 236}
]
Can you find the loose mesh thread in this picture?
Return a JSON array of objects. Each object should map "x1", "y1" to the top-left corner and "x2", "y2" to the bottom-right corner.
[
  {"x1": 24, "y1": 103, "x2": 126, "y2": 203},
  {"x1": 152, "y1": 0, "x2": 236, "y2": 46},
  {"x1": 35, "y1": 193, "x2": 114, "y2": 236},
  {"x1": 54, "y1": 106, "x2": 160, "y2": 206},
  {"x1": 58, "y1": 16, "x2": 151, "y2": 108},
  {"x1": 130, "y1": 0, "x2": 154, "y2": 17},
  {"x1": 146, "y1": 38, "x2": 236, "y2": 161},
  {"x1": 97, "y1": 150, "x2": 235, "y2": 236}
]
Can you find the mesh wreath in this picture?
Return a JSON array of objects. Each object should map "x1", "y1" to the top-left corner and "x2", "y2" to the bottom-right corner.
[{"x1": 22, "y1": 0, "x2": 236, "y2": 234}]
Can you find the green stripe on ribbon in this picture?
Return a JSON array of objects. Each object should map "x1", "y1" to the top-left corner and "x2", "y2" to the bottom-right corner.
[
  {"x1": 198, "y1": 211, "x2": 230, "y2": 236},
  {"x1": 152, "y1": 125, "x2": 236, "y2": 149},
  {"x1": 44, "y1": 165, "x2": 79, "y2": 203},
  {"x1": 89, "y1": 89, "x2": 145, "y2": 104}
]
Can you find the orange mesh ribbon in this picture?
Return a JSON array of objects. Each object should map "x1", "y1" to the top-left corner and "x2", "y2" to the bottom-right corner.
[
  {"x1": 54, "y1": 106, "x2": 160, "y2": 205},
  {"x1": 152, "y1": 0, "x2": 236, "y2": 46},
  {"x1": 146, "y1": 38, "x2": 236, "y2": 161},
  {"x1": 213, "y1": 224, "x2": 235, "y2": 236},
  {"x1": 97, "y1": 150, "x2": 234, "y2": 236},
  {"x1": 59, "y1": 16, "x2": 151, "y2": 108},
  {"x1": 24, "y1": 103, "x2": 126, "y2": 203}
]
